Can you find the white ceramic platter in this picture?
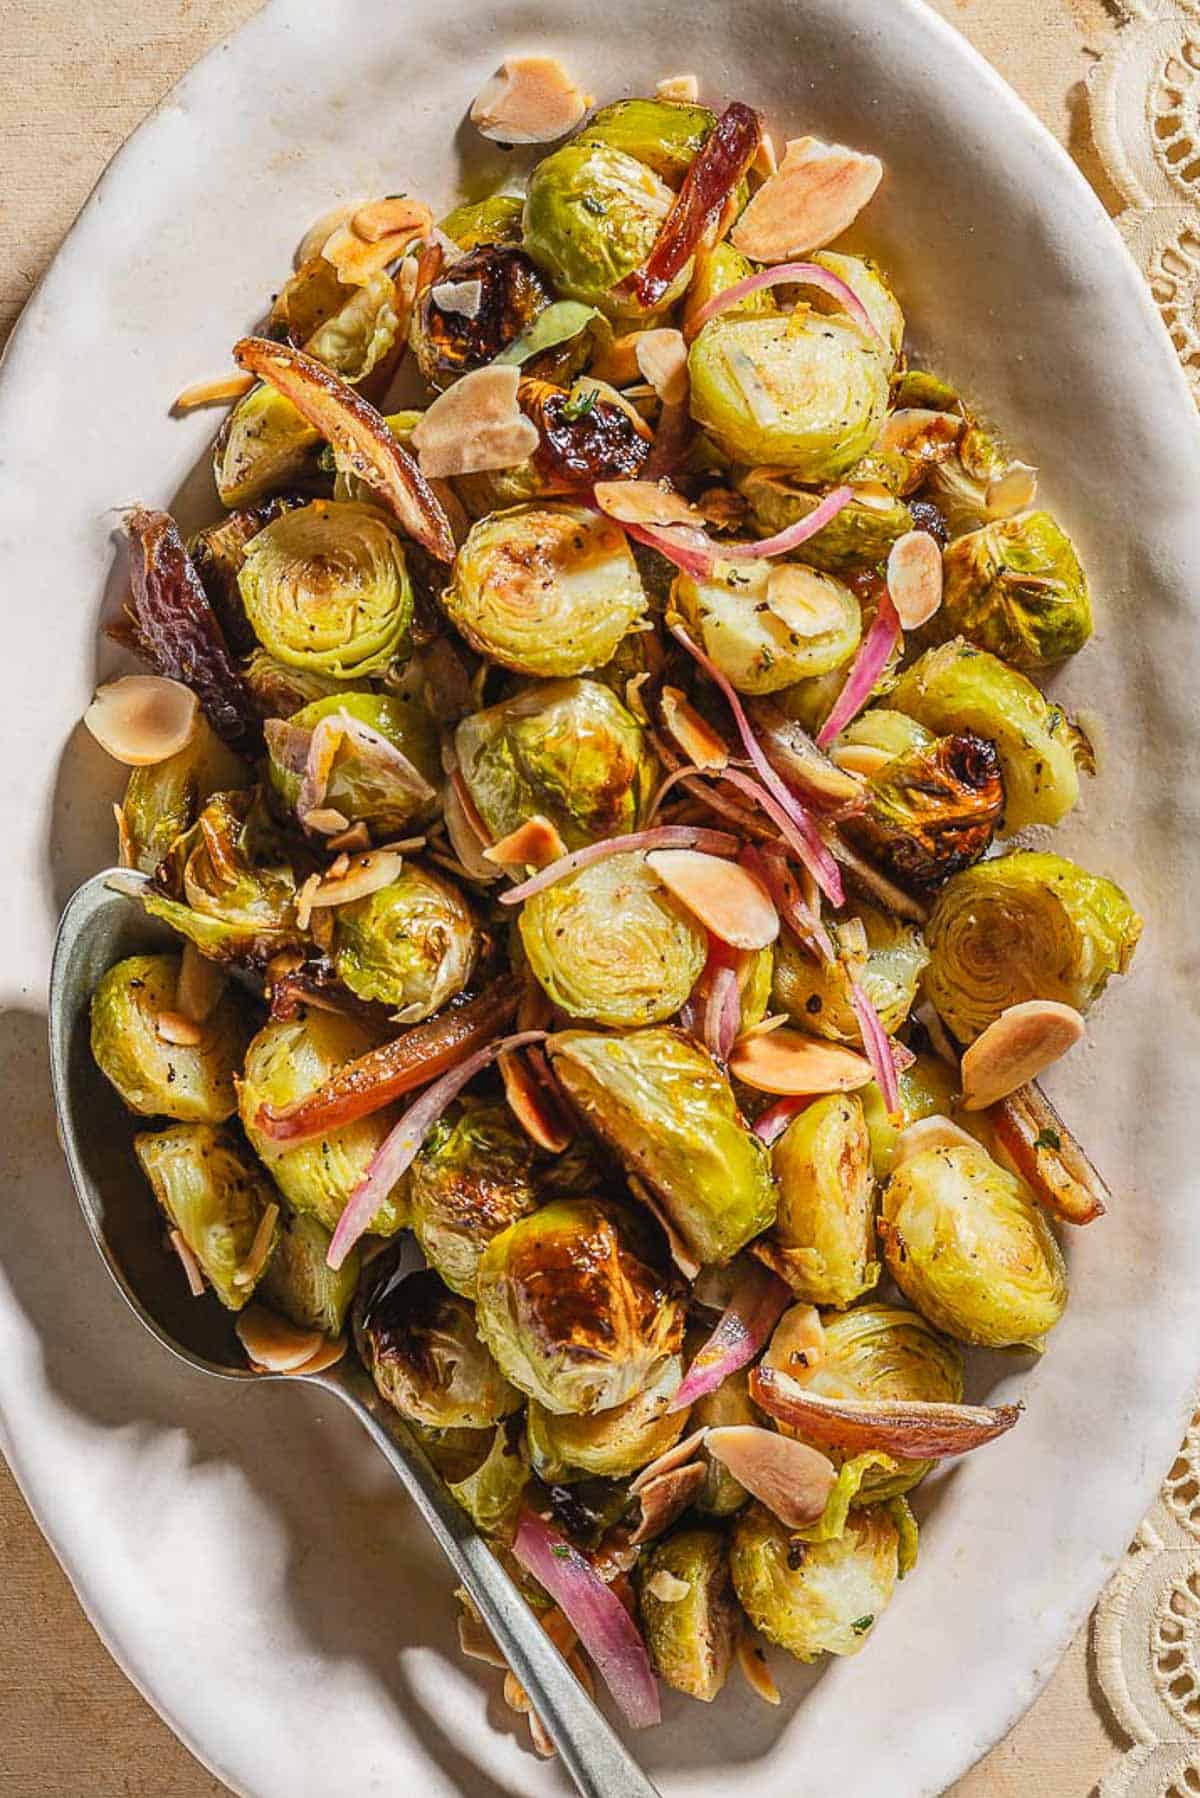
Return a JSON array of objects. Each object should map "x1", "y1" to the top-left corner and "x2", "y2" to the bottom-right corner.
[{"x1": 1, "y1": 1, "x2": 1198, "y2": 1793}]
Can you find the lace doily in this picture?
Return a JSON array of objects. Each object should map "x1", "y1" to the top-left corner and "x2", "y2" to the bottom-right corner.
[{"x1": 1088, "y1": 0, "x2": 1200, "y2": 402}]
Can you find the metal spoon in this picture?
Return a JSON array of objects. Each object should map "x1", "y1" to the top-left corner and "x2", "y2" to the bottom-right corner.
[{"x1": 48, "y1": 869, "x2": 662, "y2": 1798}]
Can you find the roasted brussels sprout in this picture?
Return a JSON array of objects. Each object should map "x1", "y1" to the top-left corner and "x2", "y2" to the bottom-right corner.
[
  {"x1": 737, "y1": 467, "x2": 913, "y2": 576},
  {"x1": 576, "y1": 97, "x2": 717, "y2": 183},
  {"x1": 838, "y1": 708, "x2": 932, "y2": 761},
  {"x1": 924, "y1": 850, "x2": 1141, "y2": 1043},
  {"x1": 265, "y1": 690, "x2": 439, "y2": 835},
  {"x1": 688, "y1": 312, "x2": 891, "y2": 479},
  {"x1": 475, "y1": 1197, "x2": 685, "y2": 1415},
  {"x1": 442, "y1": 503, "x2": 646, "y2": 677},
  {"x1": 410, "y1": 246, "x2": 552, "y2": 390},
  {"x1": 671, "y1": 557, "x2": 862, "y2": 694},
  {"x1": 189, "y1": 499, "x2": 307, "y2": 656},
  {"x1": 440, "y1": 193, "x2": 525, "y2": 251},
  {"x1": 119, "y1": 718, "x2": 249, "y2": 874},
  {"x1": 935, "y1": 511, "x2": 1092, "y2": 671},
  {"x1": 519, "y1": 852, "x2": 707, "y2": 1027},
  {"x1": 523, "y1": 142, "x2": 689, "y2": 318},
  {"x1": 143, "y1": 790, "x2": 305, "y2": 964},
  {"x1": 302, "y1": 269, "x2": 402, "y2": 386},
  {"x1": 91, "y1": 952, "x2": 253, "y2": 1123},
  {"x1": 445, "y1": 1418, "x2": 530, "y2": 1538},
  {"x1": 237, "y1": 500, "x2": 413, "y2": 678},
  {"x1": 409, "y1": 1098, "x2": 541, "y2": 1298},
  {"x1": 863, "y1": 1051, "x2": 961, "y2": 1180},
  {"x1": 258, "y1": 1210, "x2": 359, "y2": 1336},
  {"x1": 922, "y1": 423, "x2": 1006, "y2": 537},
  {"x1": 881, "y1": 1140, "x2": 1068, "y2": 1348},
  {"x1": 688, "y1": 1358, "x2": 760, "y2": 1516},
  {"x1": 134, "y1": 1123, "x2": 279, "y2": 1311},
  {"x1": 889, "y1": 640, "x2": 1081, "y2": 833},
  {"x1": 639, "y1": 1527, "x2": 742, "y2": 1701},
  {"x1": 839, "y1": 731, "x2": 1005, "y2": 896},
  {"x1": 526, "y1": 1354, "x2": 688, "y2": 1481},
  {"x1": 452, "y1": 375, "x2": 651, "y2": 517},
  {"x1": 813, "y1": 253, "x2": 905, "y2": 361},
  {"x1": 331, "y1": 864, "x2": 479, "y2": 1018},
  {"x1": 454, "y1": 676, "x2": 656, "y2": 850},
  {"x1": 241, "y1": 650, "x2": 365, "y2": 720},
  {"x1": 731, "y1": 1500, "x2": 904, "y2": 1661},
  {"x1": 359, "y1": 1267, "x2": 521, "y2": 1429},
  {"x1": 548, "y1": 1028, "x2": 778, "y2": 1267},
  {"x1": 771, "y1": 904, "x2": 929, "y2": 1042},
  {"x1": 239, "y1": 1011, "x2": 409, "y2": 1237},
  {"x1": 760, "y1": 1094, "x2": 878, "y2": 1308},
  {"x1": 683, "y1": 243, "x2": 777, "y2": 334},
  {"x1": 214, "y1": 384, "x2": 322, "y2": 508}
]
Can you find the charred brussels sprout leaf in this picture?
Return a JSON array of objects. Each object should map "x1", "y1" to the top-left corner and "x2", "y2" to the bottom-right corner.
[
  {"x1": 442, "y1": 503, "x2": 647, "y2": 677},
  {"x1": 409, "y1": 1098, "x2": 541, "y2": 1298},
  {"x1": 241, "y1": 650, "x2": 367, "y2": 720},
  {"x1": 519, "y1": 851, "x2": 707, "y2": 1027},
  {"x1": 772, "y1": 903, "x2": 928, "y2": 1042},
  {"x1": 526, "y1": 1354, "x2": 688, "y2": 1482},
  {"x1": 359, "y1": 1267, "x2": 521, "y2": 1429},
  {"x1": 523, "y1": 142, "x2": 688, "y2": 319},
  {"x1": 135, "y1": 1123, "x2": 279, "y2": 1311},
  {"x1": 737, "y1": 468, "x2": 913, "y2": 576},
  {"x1": 576, "y1": 97, "x2": 718, "y2": 185},
  {"x1": 214, "y1": 384, "x2": 323, "y2": 508},
  {"x1": 936, "y1": 511, "x2": 1092, "y2": 671},
  {"x1": 547, "y1": 1027, "x2": 777, "y2": 1267},
  {"x1": 760, "y1": 1094, "x2": 878, "y2": 1308},
  {"x1": 143, "y1": 789, "x2": 306, "y2": 965},
  {"x1": 440, "y1": 193, "x2": 526, "y2": 251},
  {"x1": 410, "y1": 246, "x2": 552, "y2": 390},
  {"x1": 332, "y1": 864, "x2": 479, "y2": 1018},
  {"x1": 839, "y1": 731, "x2": 1005, "y2": 896},
  {"x1": 924, "y1": 850, "x2": 1142, "y2": 1043},
  {"x1": 671, "y1": 557, "x2": 861, "y2": 694},
  {"x1": 475, "y1": 1197, "x2": 685, "y2": 1415},
  {"x1": 639, "y1": 1527, "x2": 742, "y2": 1701},
  {"x1": 120, "y1": 719, "x2": 249, "y2": 875},
  {"x1": 258, "y1": 1210, "x2": 359, "y2": 1336},
  {"x1": 265, "y1": 689, "x2": 439, "y2": 835},
  {"x1": 91, "y1": 952, "x2": 253, "y2": 1124},
  {"x1": 730, "y1": 1500, "x2": 904, "y2": 1661},
  {"x1": 445, "y1": 1419, "x2": 530, "y2": 1539}
]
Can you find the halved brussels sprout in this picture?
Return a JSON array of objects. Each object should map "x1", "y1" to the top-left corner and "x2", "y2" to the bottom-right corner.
[
  {"x1": 526, "y1": 1354, "x2": 688, "y2": 1482},
  {"x1": 266, "y1": 690, "x2": 439, "y2": 835},
  {"x1": 239, "y1": 1011, "x2": 409, "y2": 1237},
  {"x1": 475, "y1": 1197, "x2": 685, "y2": 1415},
  {"x1": 258, "y1": 1210, "x2": 359, "y2": 1337},
  {"x1": 813, "y1": 253, "x2": 905, "y2": 361},
  {"x1": 120, "y1": 719, "x2": 250, "y2": 874},
  {"x1": 730, "y1": 1500, "x2": 904, "y2": 1661},
  {"x1": 446, "y1": 1418, "x2": 530, "y2": 1539},
  {"x1": 839, "y1": 731, "x2": 1005, "y2": 896},
  {"x1": 923, "y1": 423, "x2": 1005, "y2": 537},
  {"x1": 924, "y1": 849, "x2": 1142, "y2": 1043},
  {"x1": 143, "y1": 790, "x2": 305, "y2": 964},
  {"x1": 523, "y1": 142, "x2": 689, "y2": 318},
  {"x1": 737, "y1": 468, "x2": 913, "y2": 576},
  {"x1": 331, "y1": 864, "x2": 479, "y2": 1018},
  {"x1": 237, "y1": 500, "x2": 413, "y2": 678},
  {"x1": 683, "y1": 243, "x2": 777, "y2": 334},
  {"x1": 547, "y1": 1028, "x2": 777, "y2": 1267},
  {"x1": 442, "y1": 503, "x2": 646, "y2": 677},
  {"x1": 91, "y1": 952, "x2": 253, "y2": 1123},
  {"x1": 760, "y1": 1094, "x2": 878, "y2": 1308},
  {"x1": 576, "y1": 97, "x2": 717, "y2": 184},
  {"x1": 519, "y1": 851, "x2": 707, "y2": 1028},
  {"x1": 453, "y1": 376, "x2": 651, "y2": 518},
  {"x1": 671, "y1": 557, "x2": 862, "y2": 694},
  {"x1": 134, "y1": 1123, "x2": 279, "y2": 1311},
  {"x1": 409, "y1": 1098, "x2": 541, "y2": 1299},
  {"x1": 190, "y1": 498, "x2": 306, "y2": 657},
  {"x1": 409, "y1": 246, "x2": 552, "y2": 390},
  {"x1": 440, "y1": 193, "x2": 525, "y2": 251},
  {"x1": 862, "y1": 1050, "x2": 961, "y2": 1180},
  {"x1": 688, "y1": 1355, "x2": 760, "y2": 1516},
  {"x1": 456, "y1": 676, "x2": 656, "y2": 850},
  {"x1": 889, "y1": 639, "x2": 1080, "y2": 833},
  {"x1": 688, "y1": 312, "x2": 891, "y2": 479},
  {"x1": 838, "y1": 709, "x2": 932, "y2": 761},
  {"x1": 936, "y1": 510, "x2": 1092, "y2": 672},
  {"x1": 639, "y1": 1527, "x2": 742, "y2": 1701},
  {"x1": 881, "y1": 1140, "x2": 1068, "y2": 1348},
  {"x1": 359, "y1": 1267, "x2": 521, "y2": 1430},
  {"x1": 214, "y1": 384, "x2": 322, "y2": 508},
  {"x1": 302, "y1": 269, "x2": 402, "y2": 386},
  {"x1": 771, "y1": 904, "x2": 928, "y2": 1042}
]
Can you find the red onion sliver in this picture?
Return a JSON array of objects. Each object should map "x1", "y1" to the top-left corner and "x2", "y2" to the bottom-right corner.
[
  {"x1": 326, "y1": 1030, "x2": 546, "y2": 1269},
  {"x1": 849, "y1": 977, "x2": 900, "y2": 1115},
  {"x1": 815, "y1": 589, "x2": 901, "y2": 749},
  {"x1": 704, "y1": 963, "x2": 741, "y2": 1061},
  {"x1": 687, "y1": 262, "x2": 880, "y2": 341},
  {"x1": 718, "y1": 486, "x2": 855, "y2": 563},
  {"x1": 498, "y1": 824, "x2": 739, "y2": 906},
  {"x1": 512, "y1": 1511, "x2": 661, "y2": 1730},
  {"x1": 753, "y1": 1095, "x2": 812, "y2": 1145},
  {"x1": 743, "y1": 842, "x2": 835, "y2": 965},
  {"x1": 625, "y1": 487, "x2": 855, "y2": 580},
  {"x1": 670, "y1": 1260, "x2": 792, "y2": 1413},
  {"x1": 623, "y1": 519, "x2": 714, "y2": 580}
]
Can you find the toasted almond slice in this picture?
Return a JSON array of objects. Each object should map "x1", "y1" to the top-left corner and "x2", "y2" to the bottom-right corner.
[
  {"x1": 503, "y1": 1670, "x2": 532, "y2": 1714},
  {"x1": 410, "y1": 364, "x2": 540, "y2": 479},
  {"x1": 168, "y1": 1230, "x2": 205, "y2": 1298},
  {"x1": 891, "y1": 1114, "x2": 977, "y2": 1171},
  {"x1": 352, "y1": 196, "x2": 434, "y2": 244},
  {"x1": 730, "y1": 1027, "x2": 874, "y2": 1095},
  {"x1": 737, "y1": 1633, "x2": 781, "y2": 1706},
  {"x1": 457, "y1": 1599, "x2": 508, "y2": 1669},
  {"x1": 287, "y1": 1335, "x2": 348, "y2": 1376},
  {"x1": 500, "y1": 1048, "x2": 572, "y2": 1153},
  {"x1": 176, "y1": 942, "x2": 228, "y2": 1024},
  {"x1": 483, "y1": 815, "x2": 568, "y2": 869},
  {"x1": 84, "y1": 675, "x2": 199, "y2": 768},
  {"x1": 235, "y1": 1304, "x2": 324, "y2": 1373},
  {"x1": 763, "y1": 1302, "x2": 826, "y2": 1380},
  {"x1": 660, "y1": 686, "x2": 729, "y2": 772},
  {"x1": 960, "y1": 1000, "x2": 1085, "y2": 1111},
  {"x1": 656, "y1": 73, "x2": 699, "y2": 102},
  {"x1": 431, "y1": 277, "x2": 485, "y2": 319},
  {"x1": 749, "y1": 1364, "x2": 1022, "y2": 1459},
  {"x1": 295, "y1": 202, "x2": 361, "y2": 268},
  {"x1": 985, "y1": 460, "x2": 1038, "y2": 518},
  {"x1": 112, "y1": 802, "x2": 135, "y2": 869},
  {"x1": 887, "y1": 529, "x2": 944, "y2": 630},
  {"x1": 155, "y1": 1009, "x2": 203, "y2": 1047},
  {"x1": 470, "y1": 54, "x2": 591, "y2": 144},
  {"x1": 174, "y1": 371, "x2": 255, "y2": 411},
  {"x1": 306, "y1": 848, "x2": 406, "y2": 909},
  {"x1": 731, "y1": 135, "x2": 883, "y2": 263},
  {"x1": 830, "y1": 742, "x2": 893, "y2": 779},
  {"x1": 233, "y1": 1202, "x2": 281, "y2": 1289},
  {"x1": 295, "y1": 872, "x2": 321, "y2": 933},
  {"x1": 327, "y1": 853, "x2": 352, "y2": 880},
  {"x1": 326, "y1": 821, "x2": 372, "y2": 854},
  {"x1": 634, "y1": 327, "x2": 689, "y2": 406},
  {"x1": 645, "y1": 1568, "x2": 691, "y2": 1602},
  {"x1": 629, "y1": 1427, "x2": 709, "y2": 1496},
  {"x1": 767, "y1": 563, "x2": 853, "y2": 638},
  {"x1": 873, "y1": 407, "x2": 963, "y2": 465},
  {"x1": 593, "y1": 479, "x2": 700, "y2": 529},
  {"x1": 322, "y1": 220, "x2": 430, "y2": 284},
  {"x1": 628, "y1": 1461, "x2": 707, "y2": 1545},
  {"x1": 647, "y1": 849, "x2": 779, "y2": 950},
  {"x1": 528, "y1": 1710, "x2": 556, "y2": 1759},
  {"x1": 304, "y1": 807, "x2": 351, "y2": 837},
  {"x1": 706, "y1": 1425, "x2": 837, "y2": 1528}
]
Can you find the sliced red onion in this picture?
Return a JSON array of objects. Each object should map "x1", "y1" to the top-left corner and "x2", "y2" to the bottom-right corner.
[
  {"x1": 849, "y1": 977, "x2": 900, "y2": 1114},
  {"x1": 704, "y1": 963, "x2": 741, "y2": 1061},
  {"x1": 512, "y1": 1510, "x2": 661, "y2": 1730},
  {"x1": 670, "y1": 1260, "x2": 792, "y2": 1413},
  {"x1": 646, "y1": 763, "x2": 710, "y2": 822},
  {"x1": 744, "y1": 842, "x2": 835, "y2": 965},
  {"x1": 815, "y1": 590, "x2": 901, "y2": 749},
  {"x1": 625, "y1": 488, "x2": 855, "y2": 581},
  {"x1": 753, "y1": 1095, "x2": 812, "y2": 1145},
  {"x1": 498, "y1": 824, "x2": 739, "y2": 907},
  {"x1": 716, "y1": 485, "x2": 856, "y2": 562},
  {"x1": 623, "y1": 519, "x2": 714, "y2": 581},
  {"x1": 326, "y1": 1030, "x2": 546, "y2": 1269},
  {"x1": 687, "y1": 261, "x2": 879, "y2": 341}
]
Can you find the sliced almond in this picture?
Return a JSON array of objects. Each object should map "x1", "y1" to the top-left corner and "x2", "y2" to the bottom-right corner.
[
  {"x1": 483, "y1": 815, "x2": 568, "y2": 869},
  {"x1": 326, "y1": 821, "x2": 372, "y2": 854},
  {"x1": 737, "y1": 1633, "x2": 781, "y2": 1706},
  {"x1": 873, "y1": 407, "x2": 963, "y2": 466},
  {"x1": 155, "y1": 1009, "x2": 203, "y2": 1047},
  {"x1": 304, "y1": 807, "x2": 351, "y2": 837},
  {"x1": 763, "y1": 1303, "x2": 826, "y2": 1381},
  {"x1": 306, "y1": 848, "x2": 406, "y2": 909},
  {"x1": 500, "y1": 1048, "x2": 572, "y2": 1153},
  {"x1": 628, "y1": 1461, "x2": 706, "y2": 1545},
  {"x1": 168, "y1": 1230, "x2": 205, "y2": 1298},
  {"x1": 830, "y1": 742, "x2": 893, "y2": 779},
  {"x1": 469, "y1": 55, "x2": 591, "y2": 145},
  {"x1": 634, "y1": 327, "x2": 689, "y2": 406},
  {"x1": 176, "y1": 943, "x2": 227, "y2": 1024},
  {"x1": 749, "y1": 1364, "x2": 1021, "y2": 1459},
  {"x1": 660, "y1": 686, "x2": 729, "y2": 771},
  {"x1": 295, "y1": 202, "x2": 361, "y2": 268},
  {"x1": 410, "y1": 364, "x2": 540, "y2": 479},
  {"x1": 351, "y1": 196, "x2": 433, "y2": 244},
  {"x1": 629, "y1": 1426, "x2": 709, "y2": 1496},
  {"x1": 645, "y1": 1568, "x2": 691, "y2": 1602},
  {"x1": 528, "y1": 1711, "x2": 556, "y2": 1759},
  {"x1": 236, "y1": 1304, "x2": 325, "y2": 1373},
  {"x1": 232, "y1": 1202, "x2": 281, "y2": 1290},
  {"x1": 295, "y1": 872, "x2": 321, "y2": 933},
  {"x1": 647, "y1": 849, "x2": 779, "y2": 951},
  {"x1": 593, "y1": 478, "x2": 701, "y2": 528},
  {"x1": 887, "y1": 529, "x2": 944, "y2": 630},
  {"x1": 287, "y1": 1335, "x2": 348, "y2": 1376},
  {"x1": 321, "y1": 219, "x2": 430, "y2": 285},
  {"x1": 430, "y1": 277, "x2": 485, "y2": 319},
  {"x1": 891, "y1": 1114, "x2": 977, "y2": 1171},
  {"x1": 767, "y1": 563, "x2": 853, "y2": 638},
  {"x1": 960, "y1": 1000, "x2": 1085, "y2": 1112},
  {"x1": 706, "y1": 1425, "x2": 836, "y2": 1528},
  {"x1": 327, "y1": 853, "x2": 352, "y2": 880},
  {"x1": 457, "y1": 1599, "x2": 508, "y2": 1669},
  {"x1": 173, "y1": 371, "x2": 255, "y2": 411},
  {"x1": 112, "y1": 802, "x2": 135, "y2": 869},
  {"x1": 985, "y1": 460, "x2": 1039, "y2": 518},
  {"x1": 83, "y1": 675, "x2": 199, "y2": 768},
  {"x1": 729, "y1": 1027, "x2": 874, "y2": 1095},
  {"x1": 731, "y1": 135, "x2": 883, "y2": 263},
  {"x1": 656, "y1": 73, "x2": 699, "y2": 102}
]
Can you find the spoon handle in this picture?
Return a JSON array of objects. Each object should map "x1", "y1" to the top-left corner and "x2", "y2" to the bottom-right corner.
[{"x1": 314, "y1": 1359, "x2": 662, "y2": 1798}]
